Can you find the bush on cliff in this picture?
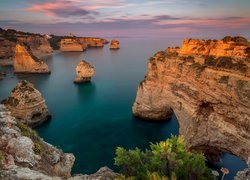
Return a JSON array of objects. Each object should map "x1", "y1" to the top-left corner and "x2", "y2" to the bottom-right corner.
[{"x1": 114, "y1": 136, "x2": 213, "y2": 180}]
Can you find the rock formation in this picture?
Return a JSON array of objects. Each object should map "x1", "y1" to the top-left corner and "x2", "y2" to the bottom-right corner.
[
  {"x1": 0, "y1": 105, "x2": 119, "y2": 179},
  {"x1": 13, "y1": 44, "x2": 50, "y2": 73},
  {"x1": 74, "y1": 60, "x2": 95, "y2": 83},
  {"x1": 110, "y1": 39, "x2": 120, "y2": 49},
  {"x1": 60, "y1": 38, "x2": 85, "y2": 52},
  {"x1": 0, "y1": 28, "x2": 53, "y2": 65},
  {"x1": 1, "y1": 80, "x2": 51, "y2": 127},
  {"x1": 78, "y1": 37, "x2": 107, "y2": 48},
  {"x1": 133, "y1": 37, "x2": 250, "y2": 163}
]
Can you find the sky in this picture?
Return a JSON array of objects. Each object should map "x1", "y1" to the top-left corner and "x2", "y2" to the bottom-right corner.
[{"x1": 0, "y1": 0, "x2": 249, "y2": 38}]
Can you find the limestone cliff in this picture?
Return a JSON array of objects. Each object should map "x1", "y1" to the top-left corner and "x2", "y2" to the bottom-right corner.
[
  {"x1": 133, "y1": 37, "x2": 250, "y2": 163},
  {"x1": 74, "y1": 60, "x2": 95, "y2": 83},
  {"x1": 60, "y1": 38, "x2": 84, "y2": 52},
  {"x1": 2, "y1": 80, "x2": 51, "y2": 127},
  {"x1": 0, "y1": 28, "x2": 53, "y2": 65},
  {"x1": 110, "y1": 39, "x2": 120, "y2": 49},
  {"x1": 78, "y1": 37, "x2": 107, "y2": 48},
  {"x1": 13, "y1": 44, "x2": 50, "y2": 73}
]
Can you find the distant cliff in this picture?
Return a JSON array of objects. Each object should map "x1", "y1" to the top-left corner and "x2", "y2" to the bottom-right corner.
[
  {"x1": 0, "y1": 28, "x2": 53, "y2": 66},
  {"x1": 133, "y1": 36, "x2": 250, "y2": 163}
]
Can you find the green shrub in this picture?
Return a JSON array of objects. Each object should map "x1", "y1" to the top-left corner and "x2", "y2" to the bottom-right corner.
[
  {"x1": 34, "y1": 142, "x2": 43, "y2": 155},
  {"x1": 114, "y1": 136, "x2": 213, "y2": 180},
  {"x1": 0, "y1": 150, "x2": 3, "y2": 169}
]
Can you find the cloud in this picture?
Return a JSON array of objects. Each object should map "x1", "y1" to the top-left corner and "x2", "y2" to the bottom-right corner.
[{"x1": 25, "y1": 1, "x2": 96, "y2": 17}]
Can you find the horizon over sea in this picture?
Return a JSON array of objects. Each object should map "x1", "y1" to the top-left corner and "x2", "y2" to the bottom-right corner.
[{"x1": 0, "y1": 37, "x2": 247, "y2": 179}]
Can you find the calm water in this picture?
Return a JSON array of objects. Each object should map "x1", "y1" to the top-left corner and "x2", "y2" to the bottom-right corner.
[{"x1": 0, "y1": 38, "x2": 247, "y2": 179}]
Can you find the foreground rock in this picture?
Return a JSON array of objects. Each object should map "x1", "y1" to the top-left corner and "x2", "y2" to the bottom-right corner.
[
  {"x1": 110, "y1": 39, "x2": 120, "y2": 49},
  {"x1": 74, "y1": 60, "x2": 95, "y2": 83},
  {"x1": 133, "y1": 36, "x2": 250, "y2": 162},
  {"x1": 0, "y1": 105, "x2": 119, "y2": 179},
  {"x1": 0, "y1": 104, "x2": 75, "y2": 179},
  {"x1": 1, "y1": 80, "x2": 51, "y2": 127},
  {"x1": 14, "y1": 44, "x2": 50, "y2": 73}
]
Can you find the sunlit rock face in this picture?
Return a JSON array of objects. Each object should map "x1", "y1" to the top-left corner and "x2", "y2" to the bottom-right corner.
[
  {"x1": 13, "y1": 44, "x2": 50, "y2": 73},
  {"x1": 0, "y1": 104, "x2": 75, "y2": 179},
  {"x1": 60, "y1": 38, "x2": 84, "y2": 52},
  {"x1": 133, "y1": 37, "x2": 250, "y2": 162},
  {"x1": 110, "y1": 39, "x2": 120, "y2": 49},
  {"x1": 74, "y1": 60, "x2": 95, "y2": 83},
  {"x1": 1, "y1": 80, "x2": 51, "y2": 127},
  {"x1": 78, "y1": 37, "x2": 107, "y2": 48}
]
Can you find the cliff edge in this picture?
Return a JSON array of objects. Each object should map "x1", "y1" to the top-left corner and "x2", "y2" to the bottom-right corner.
[{"x1": 133, "y1": 36, "x2": 250, "y2": 162}]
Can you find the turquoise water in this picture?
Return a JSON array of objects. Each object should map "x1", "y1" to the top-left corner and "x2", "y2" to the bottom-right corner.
[{"x1": 0, "y1": 38, "x2": 247, "y2": 179}]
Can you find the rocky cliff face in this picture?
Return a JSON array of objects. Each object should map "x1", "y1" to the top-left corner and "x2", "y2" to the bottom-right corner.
[
  {"x1": 0, "y1": 28, "x2": 53, "y2": 65},
  {"x1": 110, "y1": 39, "x2": 120, "y2": 49},
  {"x1": 13, "y1": 44, "x2": 50, "y2": 73},
  {"x1": 2, "y1": 80, "x2": 51, "y2": 127},
  {"x1": 74, "y1": 60, "x2": 95, "y2": 83},
  {"x1": 60, "y1": 38, "x2": 85, "y2": 52},
  {"x1": 0, "y1": 104, "x2": 75, "y2": 179},
  {"x1": 78, "y1": 37, "x2": 108, "y2": 48},
  {"x1": 133, "y1": 37, "x2": 250, "y2": 163}
]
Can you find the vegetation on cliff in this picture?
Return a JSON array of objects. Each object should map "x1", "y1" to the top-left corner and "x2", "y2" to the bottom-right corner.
[{"x1": 115, "y1": 136, "x2": 213, "y2": 180}]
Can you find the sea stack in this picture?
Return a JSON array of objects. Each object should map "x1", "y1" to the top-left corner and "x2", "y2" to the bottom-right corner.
[
  {"x1": 13, "y1": 44, "x2": 50, "y2": 73},
  {"x1": 133, "y1": 36, "x2": 250, "y2": 162},
  {"x1": 74, "y1": 60, "x2": 95, "y2": 83},
  {"x1": 110, "y1": 39, "x2": 120, "y2": 49},
  {"x1": 1, "y1": 80, "x2": 51, "y2": 127}
]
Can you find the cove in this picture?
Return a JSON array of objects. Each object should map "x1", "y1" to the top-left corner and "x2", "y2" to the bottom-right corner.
[{"x1": 0, "y1": 37, "x2": 247, "y2": 179}]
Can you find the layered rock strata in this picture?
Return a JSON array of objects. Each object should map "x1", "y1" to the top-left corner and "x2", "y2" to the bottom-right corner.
[
  {"x1": 74, "y1": 60, "x2": 95, "y2": 83},
  {"x1": 78, "y1": 37, "x2": 107, "y2": 48},
  {"x1": 13, "y1": 44, "x2": 50, "y2": 73},
  {"x1": 1, "y1": 80, "x2": 51, "y2": 127},
  {"x1": 133, "y1": 37, "x2": 250, "y2": 163},
  {"x1": 60, "y1": 38, "x2": 84, "y2": 52},
  {"x1": 110, "y1": 39, "x2": 120, "y2": 49}
]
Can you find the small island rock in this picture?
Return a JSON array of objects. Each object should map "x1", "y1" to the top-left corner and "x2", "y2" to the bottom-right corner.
[
  {"x1": 74, "y1": 60, "x2": 95, "y2": 83},
  {"x1": 1, "y1": 80, "x2": 51, "y2": 127},
  {"x1": 14, "y1": 44, "x2": 50, "y2": 73},
  {"x1": 110, "y1": 39, "x2": 120, "y2": 49}
]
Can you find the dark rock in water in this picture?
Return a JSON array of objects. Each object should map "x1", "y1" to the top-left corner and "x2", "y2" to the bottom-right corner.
[{"x1": 1, "y1": 80, "x2": 51, "y2": 127}]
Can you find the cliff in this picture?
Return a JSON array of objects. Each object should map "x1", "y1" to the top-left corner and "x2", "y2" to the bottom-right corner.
[
  {"x1": 78, "y1": 37, "x2": 108, "y2": 48},
  {"x1": 1, "y1": 80, "x2": 51, "y2": 127},
  {"x1": 0, "y1": 28, "x2": 53, "y2": 65},
  {"x1": 13, "y1": 44, "x2": 50, "y2": 73},
  {"x1": 0, "y1": 104, "x2": 74, "y2": 178},
  {"x1": 110, "y1": 39, "x2": 120, "y2": 49},
  {"x1": 60, "y1": 38, "x2": 85, "y2": 52},
  {"x1": 74, "y1": 60, "x2": 95, "y2": 83},
  {"x1": 133, "y1": 37, "x2": 250, "y2": 163}
]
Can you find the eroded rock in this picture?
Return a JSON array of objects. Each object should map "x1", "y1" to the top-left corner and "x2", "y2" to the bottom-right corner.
[
  {"x1": 133, "y1": 37, "x2": 250, "y2": 163},
  {"x1": 2, "y1": 80, "x2": 51, "y2": 127},
  {"x1": 13, "y1": 44, "x2": 50, "y2": 73},
  {"x1": 110, "y1": 39, "x2": 120, "y2": 49},
  {"x1": 74, "y1": 60, "x2": 95, "y2": 83}
]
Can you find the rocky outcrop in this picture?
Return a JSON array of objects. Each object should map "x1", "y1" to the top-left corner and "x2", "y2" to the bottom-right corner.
[
  {"x1": 0, "y1": 28, "x2": 53, "y2": 65},
  {"x1": 60, "y1": 38, "x2": 85, "y2": 52},
  {"x1": 110, "y1": 39, "x2": 120, "y2": 49},
  {"x1": 78, "y1": 37, "x2": 108, "y2": 48},
  {"x1": 74, "y1": 60, "x2": 95, "y2": 83},
  {"x1": 179, "y1": 36, "x2": 249, "y2": 58},
  {"x1": 0, "y1": 104, "x2": 75, "y2": 179},
  {"x1": 1, "y1": 80, "x2": 51, "y2": 127},
  {"x1": 133, "y1": 37, "x2": 250, "y2": 163},
  {"x1": 13, "y1": 44, "x2": 50, "y2": 73}
]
